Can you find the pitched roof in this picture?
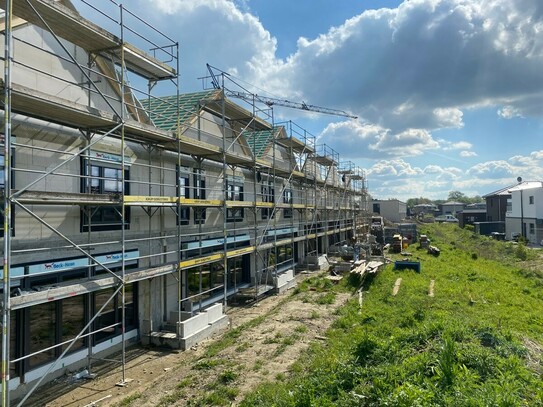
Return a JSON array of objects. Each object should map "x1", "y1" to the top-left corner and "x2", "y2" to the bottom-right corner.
[
  {"x1": 482, "y1": 184, "x2": 516, "y2": 198},
  {"x1": 243, "y1": 129, "x2": 276, "y2": 158},
  {"x1": 508, "y1": 181, "x2": 543, "y2": 192},
  {"x1": 141, "y1": 90, "x2": 221, "y2": 131}
]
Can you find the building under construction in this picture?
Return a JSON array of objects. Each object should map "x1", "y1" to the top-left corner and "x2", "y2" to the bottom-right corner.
[{"x1": 0, "y1": 1, "x2": 367, "y2": 403}]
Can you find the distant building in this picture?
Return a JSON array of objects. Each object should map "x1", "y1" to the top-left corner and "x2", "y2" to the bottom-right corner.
[
  {"x1": 466, "y1": 202, "x2": 487, "y2": 210},
  {"x1": 412, "y1": 203, "x2": 438, "y2": 215},
  {"x1": 439, "y1": 201, "x2": 465, "y2": 216},
  {"x1": 372, "y1": 199, "x2": 407, "y2": 223},
  {"x1": 459, "y1": 208, "x2": 487, "y2": 228},
  {"x1": 483, "y1": 185, "x2": 513, "y2": 222},
  {"x1": 506, "y1": 181, "x2": 543, "y2": 243}
]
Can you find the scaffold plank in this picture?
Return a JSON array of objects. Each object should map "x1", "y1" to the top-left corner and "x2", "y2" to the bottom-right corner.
[
  {"x1": 179, "y1": 253, "x2": 223, "y2": 269},
  {"x1": 11, "y1": 264, "x2": 177, "y2": 310},
  {"x1": 312, "y1": 155, "x2": 337, "y2": 166},
  {"x1": 225, "y1": 200, "x2": 254, "y2": 208},
  {"x1": 13, "y1": 0, "x2": 176, "y2": 80},
  {"x1": 124, "y1": 196, "x2": 178, "y2": 206},
  {"x1": 180, "y1": 198, "x2": 222, "y2": 207},
  {"x1": 275, "y1": 135, "x2": 315, "y2": 153},
  {"x1": 254, "y1": 202, "x2": 274, "y2": 208},
  {"x1": 227, "y1": 247, "x2": 254, "y2": 257},
  {"x1": 14, "y1": 190, "x2": 119, "y2": 205}
]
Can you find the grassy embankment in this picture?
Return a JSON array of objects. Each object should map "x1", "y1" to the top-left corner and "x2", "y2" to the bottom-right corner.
[{"x1": 241, "y1": 223, "x2": 543, "y2": 406}]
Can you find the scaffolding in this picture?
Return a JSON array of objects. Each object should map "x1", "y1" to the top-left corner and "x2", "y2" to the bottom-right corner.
[
  {"x1": 1, "y1": 1, "x2": 178, "y2": 405},
  {"x1": 199, "y1": 67, "x2": 367, "y2": 298},
  {"x1": 0, "y1": 1, "x2": 367, "y2": 405}
]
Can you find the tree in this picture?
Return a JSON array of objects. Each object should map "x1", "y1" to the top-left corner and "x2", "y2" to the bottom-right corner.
[{"x1": 447, "y1": 190, "x2": 468, "y2": 202}]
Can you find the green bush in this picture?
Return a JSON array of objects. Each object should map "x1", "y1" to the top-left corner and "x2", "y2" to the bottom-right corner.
[{"x1": 515, "y1": 243, "x2": 528, "y2": 260}]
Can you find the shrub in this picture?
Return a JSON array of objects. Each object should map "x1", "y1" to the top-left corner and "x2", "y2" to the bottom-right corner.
[{"x1": 515, "y1": 243, "x2": 528, "y2": 261}]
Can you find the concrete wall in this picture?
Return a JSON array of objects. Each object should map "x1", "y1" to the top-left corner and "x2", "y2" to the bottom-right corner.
[{"x1": 373, "y1": 200, "x2": 406, "y2": 223}]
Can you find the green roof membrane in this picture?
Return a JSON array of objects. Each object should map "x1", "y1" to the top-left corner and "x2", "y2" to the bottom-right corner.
[
  {"x1": 142, "y1": 91, "x2": 280, "y2": 159},
  {"x1": 141, "y1": 90, "x2": 219, "y2": 131},
  {"x1": 243, "y1": 129, "x2": 276, "y2": 159}
]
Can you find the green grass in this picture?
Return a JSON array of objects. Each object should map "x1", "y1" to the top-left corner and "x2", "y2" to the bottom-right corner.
[
  {"x1": 240, "y1": 224, "x2": 543, "y2": 406},
  {"x1": 190, "y1": 385, "x2": 239, "y2": 406},
  {"x1": 203, "y1": 314, "x2": 267, "y2": 358},
  {"x1": 157, "y1": 388, "x2": 186, "y2": 407},
  {"x1": 114, "y1": 392, "x2": 142, "y2": 407}
]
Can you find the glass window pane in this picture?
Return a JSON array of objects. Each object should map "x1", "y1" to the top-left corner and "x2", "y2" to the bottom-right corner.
[
  {"x1": 123, "y1": 284, "x2": 136, "y2": 329},
  {"x1": 104, "y1": 168, "x2": 121, "y2": 193},
  {"x1": 94, "y1": 288, "x2": 117, "y2": 343},
  {"x1": 61, "y1": 296, "x2": 86, "y2": 352},
  {"x1": 29, "y1": 302, "x2": 56, "y2": 368}
]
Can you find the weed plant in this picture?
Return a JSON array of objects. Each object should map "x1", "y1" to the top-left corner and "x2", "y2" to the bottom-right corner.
[{"x1": 241, "y1": 223, "x2": 543, "y2": 406}]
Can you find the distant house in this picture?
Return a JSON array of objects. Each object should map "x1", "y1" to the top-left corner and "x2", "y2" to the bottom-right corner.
[
  {"x1": 458, "y1": 206, "x2": 487, "y2": 228},
  {"x1": 466, "y1": 202, "x2": 487, "y2": 210},
  {"x1": 506, "y1": 181, "x2": 543, "y2": 243},
  {"x1": 439, "y1": 201, "x2": 465, "y2": 216},
  {"x1": 483, "y1": 185, "x2": 513, "y2": 222},
  {"x1": 372, "y1": 199, "x2": 407, "y2": 223},
  {"x1": 412, "y1": 203, "x2": 438, "y2": 216}
]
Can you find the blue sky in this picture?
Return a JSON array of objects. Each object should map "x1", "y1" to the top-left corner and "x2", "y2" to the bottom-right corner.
[{"x1": 84, "y1": 0, "x2": 543, "y2": 201}]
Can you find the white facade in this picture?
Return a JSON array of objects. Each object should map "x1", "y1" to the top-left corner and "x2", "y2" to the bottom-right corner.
[
  {"x1": 505, "y1": 182, "x2": 543, "y2": 243},
  {"x1": 372, "y1": 199, "x2": 407, "y2": 223}
]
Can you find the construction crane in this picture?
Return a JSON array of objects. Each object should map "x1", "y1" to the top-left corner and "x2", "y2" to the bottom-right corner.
[
  {"x1": 206, "y1": 64, "x2": 357, "y2": 119},
  {"x1": 226, "y1": 90, "x2": 358, "y2": 119}
]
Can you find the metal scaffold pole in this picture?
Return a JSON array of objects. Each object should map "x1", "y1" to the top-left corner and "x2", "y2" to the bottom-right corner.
[
  {"x1": 119, "y1": 2, "x2": 127, "y2": 386},
  {"x1": 2, "y1": 1, "x2": 13, "y2": 405}
]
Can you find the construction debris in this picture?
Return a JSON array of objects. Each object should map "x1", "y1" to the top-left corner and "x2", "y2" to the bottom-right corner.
[
  {"x1": 392, "y1": 278, "x2": 403, "y2": 296},
  {"x1": 391, "y1": 234, "x2": 403, "y2": 253},
  {"x1": 394, "y1": 260, "x2": 421, "y2": 273},
  {"x1": 419, "y1": 234, "x2": 430, "y2": 249},
  {"x1": 351, "y1": 260, "x2": 383, "y2": 276}
]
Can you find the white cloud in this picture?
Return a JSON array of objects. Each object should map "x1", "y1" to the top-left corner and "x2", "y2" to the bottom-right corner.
[
  {"x1": 433, "y1": 107, "x2": 464, "y2": 128},
  {"x1": 440, "y1": 140, "x2": 473, "y2": 151},
  {"x1": 367, "y1": 159, "x2": 423, "y2": 178},
  {"x1": 460, "y1": 150, "x2": 477, "y2": 157},
  {"x1": 318, "y1": 121, "x2": 440, "y2": 159},
  {"x1": 247, "y1": 0, "x2": 543, "y2": 133},
  {"x1": 423, "y1": 164, "x2": 463, "y2": 180},
  {"x1": 498, "y1": 105, "x2": 524, "y2": 119},
  {"x1": 372, "y1": 128, "x2": 440, "y2": 155},
  {"x1": 467, "y1": 160, "x2": 516, "y2": 178},
  {"x1": 138, "y1": 0, "x2": 280, "y2": 92}
]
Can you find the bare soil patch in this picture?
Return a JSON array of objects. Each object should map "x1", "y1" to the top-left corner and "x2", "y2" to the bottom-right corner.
[{"x1": 26, "y1": 272, "x2": 351, "y2": 407}]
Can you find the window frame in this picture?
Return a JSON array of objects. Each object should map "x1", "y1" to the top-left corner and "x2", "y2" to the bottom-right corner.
[
  {"x1": 226, "y1": 176, "x2": 244, "y2": 222},
  {"x1": 283, "y1": 188, "x2": 293, "y2": 219},
  {"x1": 81, "y1": 156, "x2": 130, "y2": 232},
  {"x1": 177, "y1": 166, "x2": 190, "y2": 225},
  {"x1": 193, "y1": 168, "x2": 206, "y2": 224},
  {"x1": 261, "y1": 180, "x2": 275, "y2": 220}
]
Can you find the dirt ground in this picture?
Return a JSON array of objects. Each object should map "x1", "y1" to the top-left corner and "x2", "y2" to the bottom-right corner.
[{"x1": 25, "y1": 272, "x2": 351, "y2": 407}]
